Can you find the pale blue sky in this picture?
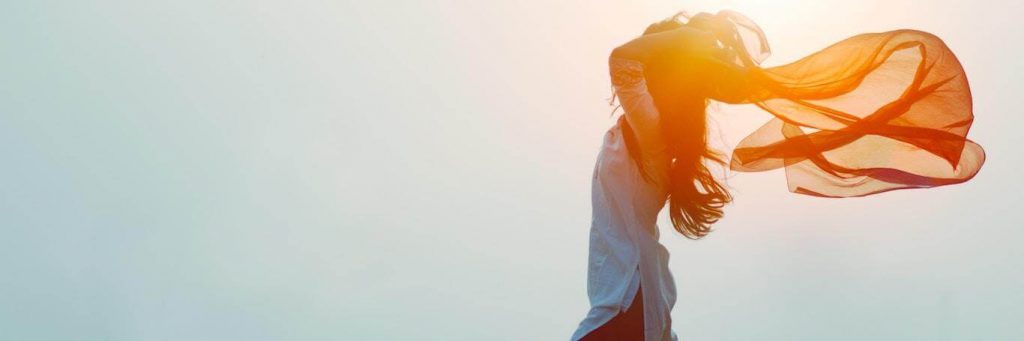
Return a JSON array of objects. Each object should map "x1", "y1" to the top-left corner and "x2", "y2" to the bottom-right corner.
[{"x1": 2, "y1": 0, "x2": 1022, "y2": 340}]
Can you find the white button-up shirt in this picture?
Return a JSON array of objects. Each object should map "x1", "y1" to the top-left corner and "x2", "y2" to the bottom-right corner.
[{"x1": 571, "y1": 57, "x2": 678, "y2": 341}]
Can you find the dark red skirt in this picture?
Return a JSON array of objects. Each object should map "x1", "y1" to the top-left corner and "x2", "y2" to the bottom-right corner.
[{"x1": 580, "y1": 285, "x2": 644, "y2": 340}]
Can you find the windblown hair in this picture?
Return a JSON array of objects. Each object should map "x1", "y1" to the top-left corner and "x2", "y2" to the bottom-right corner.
[{"x1": 618, "y1": 15, "x2": 732, "y2": 240}]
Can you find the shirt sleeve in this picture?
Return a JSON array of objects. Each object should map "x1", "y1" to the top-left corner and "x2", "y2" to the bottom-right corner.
[{"x1": 608, "y1": 57, "x2": 667, "y2": 158}]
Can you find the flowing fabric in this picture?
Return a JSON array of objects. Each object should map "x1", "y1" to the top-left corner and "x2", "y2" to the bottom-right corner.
[{"x1": 702, "y1": 11, "x2": 985, "y2": 197}]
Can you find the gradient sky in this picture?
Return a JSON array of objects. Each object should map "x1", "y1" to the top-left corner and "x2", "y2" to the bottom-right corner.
[{"x1": 2, "y1": 0, "x2": 1022, "y2": 340}]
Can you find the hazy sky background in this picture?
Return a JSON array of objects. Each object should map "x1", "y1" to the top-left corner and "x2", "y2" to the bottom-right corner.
[{"x1": 2, "y1": 0, "x2": 1022, "y2": 340}]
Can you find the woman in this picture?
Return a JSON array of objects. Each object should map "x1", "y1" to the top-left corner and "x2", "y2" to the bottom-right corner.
[{"x1": 573, "y1": 10, "x2": 984, "y2": 341}]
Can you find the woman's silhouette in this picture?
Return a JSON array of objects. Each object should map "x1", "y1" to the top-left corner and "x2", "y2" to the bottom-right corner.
[{"x1": 573, "y1": 10, "x2": 984, "y2": 341}]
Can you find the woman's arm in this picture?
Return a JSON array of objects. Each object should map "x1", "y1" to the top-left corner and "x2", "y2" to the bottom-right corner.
[
  {"x1": 701, "y1": 54, "x2": 760, "y2": 104},
  {"x1": 609, "y1": 26, "x2": 714, "y2": 65},
  {"x1": 690, "y1": 32, "x2": 765, "y2": 104},
  {"x1": 611, "y1": 27, "x2": 759, "y2": 97},
  {"x1": 611, "y1": 12, "x2": 767, "y2": 103}
]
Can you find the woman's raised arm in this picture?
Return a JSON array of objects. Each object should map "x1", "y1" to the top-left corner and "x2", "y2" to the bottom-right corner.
[
  {"x1": 611, "y1": 25, "x2": 764, "y2": 104},
  {"x1": 609, "y1": 26, "x2": 715, "y2": 66},
  {"x1": 700, "y1": 53, "x2": 761, "y2": 104}
]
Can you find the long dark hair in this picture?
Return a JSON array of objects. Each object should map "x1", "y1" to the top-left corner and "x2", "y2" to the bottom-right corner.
[{"x1": 619, "y1": 14, "x2": 732, "y2": 239}]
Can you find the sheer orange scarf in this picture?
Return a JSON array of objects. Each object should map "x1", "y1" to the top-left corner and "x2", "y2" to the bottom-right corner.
[{"x1": 704, "y1": 10, "x2": 985, "y2": 197}]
